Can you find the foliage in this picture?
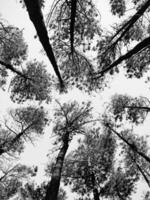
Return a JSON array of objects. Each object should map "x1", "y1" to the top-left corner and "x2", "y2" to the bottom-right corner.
[
  {"x1": 110, "y1": 0, "x2": 150, "y2": 16},
  {"x1": 110, "y1": 0, "x2": 126, "y2": 17},
  {"x1": 48, "y1": 0, "x2": 101, "y2": 51},
  {"x1": 0, "y1": 106, "x2": 48, "y2": 156},
  {"x1": 109, "y1": 94, "x2": 150, "y2": 124},
  {"x1": 0, "y1": 164, "x2": 36, "y2": 200},
  {"x1": 10, "y1": 60, "x2": 52, "y2": 103},
  {"x1": 120, "y1": 129, "x2": 150, "y2": 184},
  {"x1": 62, "y1": 126, "x2": 139, "y2": 200},
  {"x1": 0, "y1": 22, "x2": 28, "y2": 88},
  {"x1": 9, "y1": 106, "x2": 48, "y2": 135},
  {"x1": 53, "y1": 101, "x2": 93, "y2": 144},
  {"x1": 0, "y1": 24, "x2": 27, "y2": 65},
  {"x1": 46, "y1": 0, "x2": 102, "y2": 91},
  {"x1": 62, "y1": 128, "x2": 115, "y2": 198},
  {"x1": 100, "y1": 167, "x2": 137, "y2": 199},
  {"x1": 1, "y1": 0, "x2": 150, "y2": 199},
  {"x1": 0, "y1": 178, "x2": 21, "y2": 200},
  {"x1": 22, "y1": 182, "x2": 67, "y2": 200}
]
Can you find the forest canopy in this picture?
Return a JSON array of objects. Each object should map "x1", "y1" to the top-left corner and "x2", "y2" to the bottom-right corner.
[{"x1": 1, "y1": 0, "x2": 150, "y2": 200}]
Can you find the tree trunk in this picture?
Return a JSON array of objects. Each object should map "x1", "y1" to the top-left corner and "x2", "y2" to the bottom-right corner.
[
  {"x1": 24, "y1": 0, "x2": 64, "y2": 88},
  {"x1": 108, "y1": 125, "x2": 150, "y2": 164},
  {"x1": 130, "y1": 155, "x2": 150, "y2": 188},
  {"x1": 91, "y1": 172, "x2": 100, "y2": 200},
  {"x1": 93, "y1": 188, "x2": 100, "y2": 200},
  {"x1": 45, "y1": 132, "x2": 69, "y2": 200}
]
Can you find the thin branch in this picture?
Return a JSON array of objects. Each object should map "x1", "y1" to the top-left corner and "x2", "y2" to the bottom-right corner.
[
  {"x1": 125, "y1": 106, "x2": 150, "y2": 111},
  {"x1": 46, "y1": 0, "x2": 62, "y2": 26},
  {"x1": 4, "y1": 121, "x2": 17, "y2": 136},
  {"x1": 55, "y1": 100, "x2": 69, "y2": 125},
  {"x1": 0, "y1": 60, "x2": 30, "y2": 80},
  {"x1": 0, "y1": 164, "x2": 18, "y2": 182}
]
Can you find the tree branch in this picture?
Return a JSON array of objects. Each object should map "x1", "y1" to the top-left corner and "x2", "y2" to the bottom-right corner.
[
  {"x1": 103, "y1": 0, "x2": 150, "y2": 58},
  {"x1": 95, "y1": 36, "x2": 150, "y2": 79},
  {"x1": 0, "y1": 60, "x2": 30, "y2": 80}
]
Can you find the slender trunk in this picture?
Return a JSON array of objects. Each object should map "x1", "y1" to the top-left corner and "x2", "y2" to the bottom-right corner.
[
  {"x1": 136, "y1": 162, "x2": 150, "y2": 188},
  {"x1": 24, "y1": 0, "x2": 64, "y2": 88},
  {"x1": 130, "y1": 154, "x2": 150, "y2": 188},
  {"x1": 108, "y1": 125, "x2": 150, "y2": 164},
  {"x1": 95, "y1": 36, "x2": 150, "y2": 78},
  {"x1": 93, "y1": 188, "x2": 100, "y2": 200},
  {"x1": 45, "y1": 132, "x2": 69, "y2": 200},
  {"x1": 91, "y1": 172, "x2": 100, "y2": 200}
]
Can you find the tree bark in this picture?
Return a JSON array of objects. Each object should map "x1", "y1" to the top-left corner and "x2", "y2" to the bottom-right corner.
[
  {"x1": 45, "y1": 132, "x2": 69, "y2": 200},
  {"x1": 23, "y1": 0, "x2": 64, "y2": 88},
  {"x1": 91, "y1": 172, "x2": 100, "y2": 200}
]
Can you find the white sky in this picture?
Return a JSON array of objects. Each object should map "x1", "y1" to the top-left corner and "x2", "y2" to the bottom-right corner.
[{"x1": 0, "y1": 0, "x2": 150, "y2": 199}]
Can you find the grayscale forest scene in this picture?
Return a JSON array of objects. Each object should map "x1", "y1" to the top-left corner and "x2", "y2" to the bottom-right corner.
[{"x1": 0, "y1": 0, "x2": 150, "y2": 199}]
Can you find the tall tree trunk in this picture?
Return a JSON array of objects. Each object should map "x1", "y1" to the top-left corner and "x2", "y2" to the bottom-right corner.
[
  {"x1": 91, "y1": 172, "x2": 100, "y2": 200},
  {"x1": 24, "y1": 0, "x2": 64, "y2": 88},
  {"x1": 129, "y1": 154, "x2": 150, "y2": 188},
  {"x1": 45, "y1": 132, "x2": 69, "y2": 200},
  {"x1": 108, "y1": 125, "x2": 150, "y2": 164}
]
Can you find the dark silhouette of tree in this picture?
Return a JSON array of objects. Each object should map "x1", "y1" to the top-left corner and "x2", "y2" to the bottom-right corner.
[
  {"x1": 23, "y1": 0, "x2": 64, "y2": 88},
  {"x1": 45, "y1": 101, "x2": 94, "y2": 200}
]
